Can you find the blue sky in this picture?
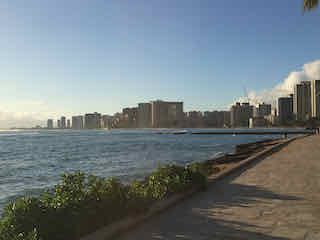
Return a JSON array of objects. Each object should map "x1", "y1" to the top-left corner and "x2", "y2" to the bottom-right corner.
[{"x1": 0, "y1": 0, "x2": 319, "y2": 127}]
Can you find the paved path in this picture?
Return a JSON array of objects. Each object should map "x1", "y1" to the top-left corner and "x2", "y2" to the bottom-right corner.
[{"x1": 117, "y1": 135, "x2": 320, "y2": 240}]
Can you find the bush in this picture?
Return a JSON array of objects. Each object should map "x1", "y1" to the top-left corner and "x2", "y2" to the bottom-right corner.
[
  {"x1": 147, "y1": 165, "x2": 187, "y2": 200},
  {"x1": 188, "y1": 161, "x2": 214, "y2": 176},
  {"x1": 0, "y1": 161, "x2": 210, "y2": 240}
]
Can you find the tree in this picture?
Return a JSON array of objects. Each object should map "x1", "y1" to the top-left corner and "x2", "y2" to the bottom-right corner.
[{"x1": 303, "y1": 0, "x2": 318, "y2": 11}]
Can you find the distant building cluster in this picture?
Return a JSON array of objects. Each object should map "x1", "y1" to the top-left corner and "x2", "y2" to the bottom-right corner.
[
  {"x1": 228, "y1": 79, "x2": 320, "y2": 128},
  {"x1": 114, "y1": 100, "x2": 184, "y2": 128},
  {"x1": 46, "y1": 100, "x2": 229, "y2": 129},
  {"x1": 45, "y1": 81, "x2": 320, "y2": 130},
  {"x1": 278, "y1": 79, "x2": 320, "y2": 124},
  {"x1": 229, "y1": 102, "x2": 271, "y2": 128},
  {"x1": 47, "y1": 113, "x2": 103, "y2": 130}
]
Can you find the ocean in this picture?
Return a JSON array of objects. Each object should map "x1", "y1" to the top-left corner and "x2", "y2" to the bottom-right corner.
[{"x1": 0, "y1": 129, "x2": 294, "y2": 212}]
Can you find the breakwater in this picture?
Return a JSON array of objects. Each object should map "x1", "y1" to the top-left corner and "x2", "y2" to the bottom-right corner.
[{"x1": 158, "y1": 129, "x2": 314, "y2": 135}]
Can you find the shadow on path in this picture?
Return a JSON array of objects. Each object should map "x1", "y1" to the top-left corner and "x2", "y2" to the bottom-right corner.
[
  {"x1": 118, "y1": 182, "x2": 301, "y2": 240},
  {"x1": 118, "y1": 140, "x2": 304, "y2": 240}
]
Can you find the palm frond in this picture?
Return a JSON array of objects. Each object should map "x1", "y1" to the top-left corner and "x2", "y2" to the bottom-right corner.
[{"x1": 303, "y1": 0, "x2": 319, "y2": 12}]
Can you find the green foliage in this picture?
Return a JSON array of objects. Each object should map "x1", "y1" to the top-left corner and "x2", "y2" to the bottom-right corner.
[
  {"x1": 126, "y1": 180, "x2": 153, "y2": 213},
  {"x1": 0, "y1": 162, "x2": 211, "y2": 240},
  {"x1": 185, "y1": 165, "x2": 208, "y2": 190},
  {"x1": 303, "y1": 0, "x2": 318, "y2": 12},
  {"x1": 188, "y1": 161, "x2": 213, "y2": 177},
  {"x1": 148, "y1": 165, "x2": 188, "y2": 200},
  {"x1": 0, "y1": 197, "x2": 43, "y2": 240}
]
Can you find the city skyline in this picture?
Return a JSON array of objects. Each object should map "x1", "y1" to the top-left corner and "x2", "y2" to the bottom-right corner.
[
  {"x1": 4, "y1": 73, "x2": 320, "y2": 129},
  {"x1": 1, "y1": 1, "x2": 320, "y2": 128},
  {"x1": 32, "y1": 78, "x2": 320, "y2": 130}
]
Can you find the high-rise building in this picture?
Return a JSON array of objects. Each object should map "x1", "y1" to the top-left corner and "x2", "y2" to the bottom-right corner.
[
  {"x1": 101, "y1": 115, "x2": 112, "y2": 129},
  {"x1": 167, "y1": 102, "x2": 184, "y2": 122},
  {"x1": 84, "y1": 112, "x2": 101, "y2": 129},
  {"x1": 47, "y1": 119, "x2": 53, "y2": 129},
  {"x1": 294, "y1": 81, "x2": 311, "y2": 121},
  {"x1": 311, "y1": 80, "x2": 320, "y2": 118},
  {"x1": 72, "y1": 116, "x2": 84, "y2": 129},
  {"x1": 223, "y1": 111, "x2": 231, "y2": 127},
  {"x1": 61, "y1": 116, "x2": 66, "y2": 129},
  {"x1": 151, "y1": 100, "x2": 183, "y2": 128},
  {"x1": 249, "y1": 117, "x2": 267, "y2": 128},
  {"x1": 230, "y1": 103, "x2": 241, "y2": 127},
  {"x1": 188, "y1": 111, "x2": 202, "y2": 119},
  {"x1": 122, "y1": 107, "x2": 138, "y2": 128},
  {"x1": 203, "y1": 111, "x2": 225, "y2": 127},
  {"x1": 254, "y1": 103, "x2": 271, "y2": 117},
  {"x1": 186, "y1": 111, "x2": 204, "y2": 127},
  {"x1": 57, "y1": 120, "x2": 61, "y2": 129},
  {"x1": 138, "y1": 103, "x2": 152, "y2": 128},
  {"x1": 265, "y1": 108, "x2": 278, "y2": 125},
  {"x1": 278, "y1": 96, "x2": 293, "y2": 123},
  {"x1": 67, "y1": 119, "x2": 71, "y2": 129},
  {"x1": 230, "y1": 102, "x2": 253, "y2": 127}
]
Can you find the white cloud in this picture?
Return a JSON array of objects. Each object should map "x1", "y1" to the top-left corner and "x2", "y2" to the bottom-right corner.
[
  {"x1": 0, "y1": 110, "x2": 44, "y2": 128},
  {"x1": 0, "y1": 101, "x2": 71, "y2": 129},
  {"x1": 235, "y1": 59, "x2": 320, "y2": 107}
]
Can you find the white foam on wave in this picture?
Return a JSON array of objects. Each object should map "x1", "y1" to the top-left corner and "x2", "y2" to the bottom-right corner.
[
  {"x1": 0, "y1": 132, "x2": 40, "y2": 137},
  {"x1": 213, "y1": 152, "x2": 226, "y2": 158},
  {"x1": 0, "y1": 129, "x2": 22, "y2": 132},
  {"x1": 199, "y1": 144, "x2": 223, "y2": 148}
]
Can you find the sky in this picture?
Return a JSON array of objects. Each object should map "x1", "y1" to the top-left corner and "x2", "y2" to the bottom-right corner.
[{"x1": 0, "y1": 0, "x2": 319, "y2": 128}]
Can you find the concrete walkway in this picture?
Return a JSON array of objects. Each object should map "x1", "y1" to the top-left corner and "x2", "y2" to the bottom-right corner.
[{"x1": 117, "y1": 135, "x2": 320, "y2": 240}]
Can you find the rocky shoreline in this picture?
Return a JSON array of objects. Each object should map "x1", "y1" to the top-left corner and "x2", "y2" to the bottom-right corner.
[{"x1": 212, "y1": 138, "x2": 280, "y2": 164}]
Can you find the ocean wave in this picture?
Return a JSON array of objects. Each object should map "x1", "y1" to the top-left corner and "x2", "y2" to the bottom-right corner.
[
  {"x1": 0, "y1": 132, "x2": 40, "y2": 137},
  {"x1": 199, "y1": 144, "x2": 224, "y2": 148},
  {"x1": 213, "y1": 152, "x2": 226, "y2": 158}
]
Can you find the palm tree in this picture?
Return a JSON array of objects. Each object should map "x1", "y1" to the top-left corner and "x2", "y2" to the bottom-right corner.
[{"x1": 303, "y1": 0, "x2": 318, "y2": 11}]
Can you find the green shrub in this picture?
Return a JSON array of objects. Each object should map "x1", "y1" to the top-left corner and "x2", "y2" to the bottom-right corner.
[
  {"x1": 0, "y1": 161, "x2": 210, "y2": 240},
  {"x1": 147, "y1": 165, "x2": 187, "y2": 200},
  {"x1": 185, "y1": 165, "x2": 207, "y2": 190},
  {"x1": 0, "y1": 197, "x2": 43, "y2": 240},
  {"x1": 188, "y1": 161, "x2": 214, "y2": 176},
  {"x1": 126, "y1": 180, "x2": 153, "y2": 214}
]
